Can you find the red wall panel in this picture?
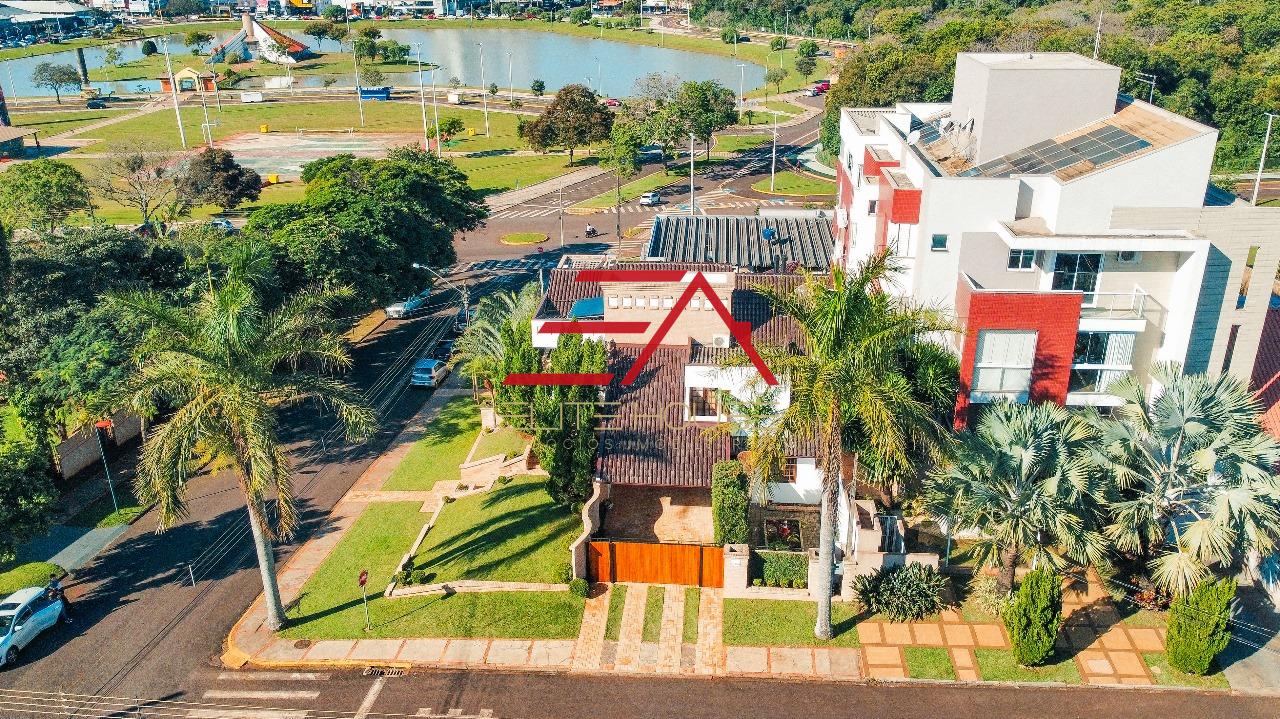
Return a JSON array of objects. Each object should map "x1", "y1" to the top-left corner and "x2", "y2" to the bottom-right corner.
[{"x1": 863, "y1": 146, "x2": 899, "y2": 178}]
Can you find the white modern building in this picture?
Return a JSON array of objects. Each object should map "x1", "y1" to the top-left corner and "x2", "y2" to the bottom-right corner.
[{"x1": 832, "y1": 52, "x2": 1280, "y2": 427}]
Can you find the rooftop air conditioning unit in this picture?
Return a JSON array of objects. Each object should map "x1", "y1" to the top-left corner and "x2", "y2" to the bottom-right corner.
[{"x1": 712, "y1": 335, "x2": 731, "y2": 348}]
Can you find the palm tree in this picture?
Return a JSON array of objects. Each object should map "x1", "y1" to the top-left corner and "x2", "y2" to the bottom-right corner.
[
  {"x1": 705, "y1": 387, "x2": 785, "y2": 505},
  {"x1": 109, "y1": 275, "x2": 376, "y2": 631},
  {"x1": 452, "y1": 281, "x2": 542, "y2": 400},
  {"x1": 1093, "y1": 363, "x2": 1280, "y2": 595},
  {"x1": 748, "y1": 250, "x2": 954, "y2": 639},
  {"x1": 924, "y1": 401, "x2": 1110, "y2": 595}
]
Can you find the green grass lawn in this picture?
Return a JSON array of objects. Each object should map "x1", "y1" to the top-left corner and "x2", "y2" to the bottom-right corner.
[
  {"x1": 454, "y1": 153, "x2": 586, "y2": 194},
  {"x1": 642, "y1": 585, "x2": 665, "y2": 643},
  {"x1": 66, "y1": 102, "x2": 526, "y2": 154},
  {"x1": 62, "y1": 165, "x2": 308, "y2": 226},
  {"x1": 382, "y1": 395, "x2": 480, "y2": 491},
  {"x1": 0, "y1": 562, "x2": 65, "y2": 596},
  {"x1": 1118, "y1": 606, "x2": 1168, "y2": 628},
  {"x1": 282, "y1": 501, "x2": 584, "y2": 640},
  {"x1": 1143, "y1": 652, "x2": 1230, "y2": 690},
  {"x1": 974, "y1": 649, "x2": 1081, "y2": 684},
  {"x1": 722, "y1": 599, "x2": 861, "y2": 647},
  {"x1": 751, "y1": 170, "x2": 836, "y2": 197},
  {"x1": 762, "y1": 100, "x2": 807, "y2": 117},
  {"x1": 683, "y1": 587, "x2": 700, "y2": 644},
  {"x1": 471, "y1": 425, "x2": 528, "y2": 461},
  {"x1": 9, "y1": 108, "x2": 130, "y2": 137},
  {"x1": 904, "y1": 646, "x2": 957, "y2": 680},
  {"x1": 605, "y1": 584, "x2": 628, "y2": 641},
  {"x1": 408, "y1": 475, "x2": 578, "y2": 584},
  {"x1": 499, "y1": 232, "x2": 548, "y2": 246},
  {"x1": 714, "y1": 134, "x2": 770, "y2": 153},
  {"x1": 66, "y1": 483, "x2": 149, "y2": 528},
  {"x1": 1, "y1": 404, "x2": 24, "y2": 442}
]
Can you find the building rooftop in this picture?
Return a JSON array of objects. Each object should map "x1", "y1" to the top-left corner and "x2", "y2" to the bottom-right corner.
[
  {"x1": 646, "y1": 214, "x2": 833, "y2": 271},
  {"x1": 959, "y1": 52, "x2": 1118, "y2": 72},
  {"x1": 845, "y1": 109, "x2": 887, "y2": 134},
  {"x1": 0, "y1": 126, "x2": 39, "y2": 143}
]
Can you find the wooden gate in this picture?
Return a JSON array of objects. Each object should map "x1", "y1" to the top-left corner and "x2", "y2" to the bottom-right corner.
[{"x1": 587, "y1": 540, "x2": 723, "y2": 587}]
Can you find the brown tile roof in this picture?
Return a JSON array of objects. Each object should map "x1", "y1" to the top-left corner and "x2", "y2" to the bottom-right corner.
[{"x1": 535, "y1": 262, "x2": 733, "y2": 319}]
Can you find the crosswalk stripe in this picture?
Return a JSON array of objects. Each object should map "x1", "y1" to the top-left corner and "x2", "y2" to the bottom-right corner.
[
  {"x1": 187, "y1": 710, "x2": 309, "y2": 719},
  {"x1": 202, "y1": 690, "x2": 321, "y2": 700},
  {"x1": 216, "y1": 672, "x2": 330, "y2": 681}
]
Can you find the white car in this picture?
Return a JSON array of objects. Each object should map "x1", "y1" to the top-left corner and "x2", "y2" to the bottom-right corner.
[
  {"x1": 409, "y1": 357, "x2": 449, "y2": 388},
  {"x1": 385, "y1": 287, "x2": 433, "y2": 319},
  {"x1": 0, "y1": 587, "x2": 66, "y2": 669},
  {"x1": 638, "y1": 192, "x2": 662, "y2": 206}
]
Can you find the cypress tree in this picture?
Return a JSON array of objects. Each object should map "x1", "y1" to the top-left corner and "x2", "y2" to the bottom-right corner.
[
  {"x1": 1005, "y1": 568, "x2": 1062, "y2": 666},
  {"x1": 1167, "y1": 578, "x2": 1235, "y2": 675}
]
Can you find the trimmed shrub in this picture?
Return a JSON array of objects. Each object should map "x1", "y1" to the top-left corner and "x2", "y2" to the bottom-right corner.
[
  {"x1": 968, "y1": 573, "x2": 1008, "y2": 618},
  {"x1": 752, "y1": 578, "x2": 762, "y2": 586},
  {"x1": 757, "y1": 550, "x2": 807, "y2": 588},
  {"x1": 409, "y1": 569, "x2": 429, "y2": 585},
  {"x1": 140, "y1": 39, "x2": 158, "y2": 56},
  {"x1": 1004, "y1": 569, "x2": 1062, "y2": 666},
  {"x1": 1167, "y1": 577, "x2": 1236, "y2": 675},
  {"x1": 556, "y1": 562, "x2": 573, "y2": 584},
  {"x1": 854, "y1": 563, "x2": 947, "y2": 622},
  {"x1": 569, "y1": 577, "x2": 590, "y2": 597},
  {"x1": 711, "y1": 460, "x2": 749, "y2": 544}
]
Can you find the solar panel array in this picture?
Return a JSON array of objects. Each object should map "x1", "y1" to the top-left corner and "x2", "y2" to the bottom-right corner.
[{"x1": 957, "y1": 125, "x2": 1152, "y2": 178}]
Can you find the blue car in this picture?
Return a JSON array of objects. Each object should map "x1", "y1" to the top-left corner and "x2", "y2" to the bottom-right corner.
[
  {"x1": 0, "y1": 587, "x2": 66, "y2": 669},
  {"x1": 409, "y1": 357, "x2": 449, "y2": 388},
  {"x1": 385, "y1": 287, "x2": 433, "y2": 319}
]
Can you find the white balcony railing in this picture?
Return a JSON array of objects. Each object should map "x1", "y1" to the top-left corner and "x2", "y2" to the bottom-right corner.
[{"x1": 1080, "y1": 287, "x2": 1154, "y2": 321}]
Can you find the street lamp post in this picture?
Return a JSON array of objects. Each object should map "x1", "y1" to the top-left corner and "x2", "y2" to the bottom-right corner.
[
  {"x1": 347, "y1": 12, "x2": 365, "y2": 127},
  {"x1": 93, "y1": 420, "x2": 120, "y2": 515},
  {"x1": 1253, "y1": 112, "x2": 1278, "y2": 206},
  {"x1": 476, "y1": 42, "x2": 490, "y2": 136},
  {"x1": 506, "y1": 51, "x2": 514, "y2": 103},
  {"x1": 411, "y1": 262, "x2": 470, "y2": 326},
  {"x1": 736, "y1": 62, "x2": 745, "y2": 114},
  {"x1": 161, "y1": 38, "x2": 187, "y2": 149},
  {"x1": 414, "y1": 43, "x2": 430, "y2": 150},
  {"x1": 770, "y1": 110, "x2": 780, "y2": 192},
  {"x1": 431, "y1": 65, "x2": 443, "y2": 157},
  {"x1": 688, "y1": 133, "x2": 696, "y2": 216},
  {"x1": 594, "y1": 57, "x2": 601, "y2": 94}
]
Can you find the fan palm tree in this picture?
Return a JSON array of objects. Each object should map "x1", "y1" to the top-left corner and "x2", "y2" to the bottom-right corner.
[
  {"x1": 924, "y1": 401, "x2": 1110, "y2": 594},
  {"x1": 108, "y1": 275, "x2": 376, "y2": 631},
  {"x1": 746, "y1": 250, "x2": 955, "y2": 639},
  {"x1": 452, "y1": 280, "x2": 542, "y2": 400},
  {"x1": 1093, "y1": 363, "x2": 1280, "y2": 595}
]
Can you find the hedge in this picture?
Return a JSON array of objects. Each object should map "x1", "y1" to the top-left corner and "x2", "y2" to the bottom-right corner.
[
  {"x1": 756, "y1": 550, "x2": 807, "y2": 588},
  {"x1": 711, "y1": 460, "x2": 748, "y2": 545}
]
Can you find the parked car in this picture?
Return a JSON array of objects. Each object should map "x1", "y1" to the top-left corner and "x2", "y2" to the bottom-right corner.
[
  {"x1": 453, "y1": 306, "x2": 474, "y2": 333},
  {"x1": 431, "y1": 338, "x2": 455, "y2": 361},
  {"x1": 638, "y1": 191, "x2": 662, "y2": 206},
  {"x1": 207, "y1": 218, "x2": 236, "y2": 233},
  {"x1": 408, "y1": 357, "x2": 449, "y2": 388},
  {"x1": 801, "y1": 87, "x2": 821, "y2": 97},
  {"x1": 385, "y1": 287, "x2": 433, "y2": 319},
  {"x1": 604, "y1": 97, "x2": 622, "y2": 107},
  {"x1": 0, "y1": 587, "x2": 66, "y2": 669},
  {"x1": 814, "y1": 80, "x2": 831, "y2": 92},
  {"x1": 86, "y1": 98, "x2": 107, "y2": 109}
]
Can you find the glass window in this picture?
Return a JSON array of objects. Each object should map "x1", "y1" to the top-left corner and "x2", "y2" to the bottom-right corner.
[
  {"x1": 1052, "y1": 253, "x2": 1102, "y2": 304},
  {"x1": 622, "y1": 295, "x2": 633, "y2": 308},
  {"x1": 780, "y1": 458, "x2": 799, "y2": 483},
  {"x1": 931, "y1": 234, "x2": 948, "y2": 251},
  {"x1": 868, "y1": 199, "x2": 878, "y2": 215},
  {"x1": 607, "y1": 295, "x2": 619, "y2": 308},
  {"x1": 1008, "y1": 249, "x2": 1035, "y2": 271},
  {"x1": 662, "y1": 296, "x2": 674, "y2": 309},
  {"x1": 972, "y1": 330, "x2": 1036, "y2": 399},
  {"x1": 1070, "y1": 332, "x2": 1135, "y2": 394},
  {"x1": 688, "y1": 387, "x2": 719, "y2": 418}
]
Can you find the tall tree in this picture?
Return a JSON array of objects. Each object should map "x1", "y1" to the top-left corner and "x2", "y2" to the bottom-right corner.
[
  {"x1": 30, "y1": 63, "x2": 81, "y2": 104},
  {"x1": 184, "y1": 30, "x2": 213, "y2": 54},
  {"x1": 91, "y1": 140, "x2": 188, "y2": 227},
  {"x1": 925, "y1": 401, "x2": 1110, "y2": 594},
  {"x1": 109, "y1": 273, "x2": 376, "y2": 631},
  {"x1": 0, "y1": 437, "x2": 56, "y2": 564},
  {"x1": 1093, "y1": 363, "x2": 1280, "y2": 595},
  {"x1": 600, "y1": 117, "x2": 647, "y2": 239},
  {"x1": 671, "y1": 80, "x2": 737, "y2": 158},
  {"x1": 749, "y1": 250, "x2": 954, "y2": 638},
  {"x1": 532, "y1": 334, "x2": 606, "y2": 504},
  {"x1": 177, "y1": 148, "x2": 263, "y2": 211},
  {"x1": 518, "y1": 83, "x2": 613, "y2": 164},
  {"x1": 303, "y1": 20, "x2": 334, "y2": 51},
  {"x1": 0, "y1": 159, "x2": 93, "y2": 232},
  {"x1": 453, "y1": 282, "x2": 542, "y2": 400}
]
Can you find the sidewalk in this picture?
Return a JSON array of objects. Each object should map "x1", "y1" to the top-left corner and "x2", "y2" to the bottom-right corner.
[{"x1": 486, "y1": 165, "x2": 610, "y2": 212}]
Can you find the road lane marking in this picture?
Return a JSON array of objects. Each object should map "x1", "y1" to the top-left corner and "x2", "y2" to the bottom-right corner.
[
  {"x1": 202, "y1": 690, "x2": 321, "y2": 700},
  {"x1": 354, "y1": 676, "x2": 386, "y2": 719},
  {"x1": 187, "y1": 710, "x2": 309, "y2": 719},
  {"x1": 216, "y1": 672, "x2": 330, "y2": 681}
]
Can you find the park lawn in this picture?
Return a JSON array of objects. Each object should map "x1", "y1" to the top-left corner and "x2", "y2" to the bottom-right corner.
[
  {"x1": 683, "y1": 587, "x2": 700, "y2": 644},
  {"x1": 576, "y1": 169, "x2": 675, "y2": 209},
  {"x1": 1142, "y1": 653, "x2": 1230, "y2": 690},
  {"x1": 382, "y1": 395, "x2": 479, "y2": 491},
  {"x1": 66, "y1": 101, "x2": 526, "y2": 154},
  {"x1": 9, "y1": 108, "x2": 130, "y2": 137},
  {"x1": 408, "y1": 475, "x2": 578, "y2": 584},
  {"x1": 904, "y1": 647, "x2": 957, "y2": 680},
  {"x1": 762, "y1": 100, "x2": 806, "y2": 116},
  {"x1": 499, "y1": 232, "x2": 548, "y2": 246},
  {"x1": 282, "y1": 502, "x2": 583, "y2": 639},
  {"x1": 454, "y1": 153, "x2": 585, "y2": 193},
  {"x1": 471, "y1": 425, "x2": 528, "y2": 460},
  {"x1": 66, "y1": 484, "x2": 149, "y2": 528},
  {"x1": 974, "y1": 649, "x2": 1081, "y2": 684},
  {"x1": 0, "y1": 562, "x2": 65, "y2": 596},
  {"x1": 1118, "y1": 606, "x2": 1168, "y2": 629},
  {"x1": 714, "y1": 134, "x2": 769, "y2": 153},
  {"x1": 604, "y1": 584, "x2": 627, "y2": 641},
  {"x1": 642, "y1": 585, "x2": 665, "y2": 643},
  {"x1": 722, "y1": 599, "x2": 861, "y2": 648},
  {"x1": 752, "y1": 170, "x2": 836, "y2": 197}
]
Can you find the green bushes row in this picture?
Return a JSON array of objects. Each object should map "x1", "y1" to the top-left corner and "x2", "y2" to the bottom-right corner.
[
  {"x1": 756, "y1": 550, "x2": 807, "y2": 588},
  {"x1": 711, "y1": 460, "x2": 748, "y2": 544}
]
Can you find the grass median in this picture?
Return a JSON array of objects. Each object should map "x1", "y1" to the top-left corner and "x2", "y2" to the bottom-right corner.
[
  {"x1": 382, "y1": 395, "x2": 480, "y2": 492},
  {"x1": 722, "y1": 599, "x2": 862, "y2": 647},
  {"x1": 0, "y1": 562, "x2": 65, "y2": 596},
  {"x1": 751, "y1": 170, "x2": 835, "y2": 197}
]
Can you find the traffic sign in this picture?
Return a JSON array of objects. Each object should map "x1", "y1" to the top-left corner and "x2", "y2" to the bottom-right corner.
[{"x1": 358, "y1": 569, "x2": 369, "y2": 587}]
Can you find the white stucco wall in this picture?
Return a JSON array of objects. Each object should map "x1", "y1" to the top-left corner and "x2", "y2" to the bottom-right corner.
[
  {"x1": 768, "y1": 458, "x2": 822, "y2": 504},
  {"x1": 682, "y1": 365, "x2": 790, "y2": 421}
]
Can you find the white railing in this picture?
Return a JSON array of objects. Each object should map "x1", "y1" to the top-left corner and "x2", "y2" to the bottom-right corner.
[{"x1": 1080, "y1": 287, "x2": 1152, "y2": 320}]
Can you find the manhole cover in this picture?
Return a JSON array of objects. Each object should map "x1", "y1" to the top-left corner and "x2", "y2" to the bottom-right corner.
[{"x1": 293, "y1": 639, "x2": 312, "y2": 649}]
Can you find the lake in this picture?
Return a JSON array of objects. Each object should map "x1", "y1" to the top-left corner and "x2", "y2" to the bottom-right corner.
[{"x1": 0, "y1": 27, "x2": 765, "y2": 99}]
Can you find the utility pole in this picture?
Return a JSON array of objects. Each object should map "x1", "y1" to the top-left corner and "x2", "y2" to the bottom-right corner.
[
  {"x1": 507, "y1": 51, "x2": 514, "y2": 103},
  {"x1": 736, "y1": 63, "x2": 745, "y2": 114},
  {"x1": 197, "y1": 78, "x2": 213, "y2": 147},
  {"x1": 476, "y1": 42, "x2": 489, "y2": 136},
  {"x1": 431, "y1": 65, "x2": 442, "y2": 157},
  {"x1": 688, "y1": 133, "x2": 696, "y2": 216},
  {"x1": 161, "y1": 38, "x2": 187, "y2": 149},
  {"x1": 770, "y1": 110, "x2": 779, "y2": 192},
  {"x1": 1253, "y1": 113, "x2": 1277, "y2": 206},
  {"x1": 93, "y1": 420, "x2": 120, "y2": 515},
  {"x1": 558, "y1": 183, "x2": 565, "y2": 247},
  {"x1": 413, "y1": 262, "x2": 469, "y2": 327},
  {"x1": 348, "y1": 12, "x2": 365, "y2": 127},
  {"x1": 414, "y1": 43, "x2": 429, "y2": 150},
  {"x1": 594, "y1": 57, "x2": 601, "y2": 94}
]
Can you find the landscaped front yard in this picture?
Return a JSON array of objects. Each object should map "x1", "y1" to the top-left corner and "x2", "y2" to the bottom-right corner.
[
  {"x1": 471, "y1": 425, "x2": 529, "y2": 461},
  {"x1": 406, "y1": 475, "x2": 578, "y2": 584},
  {"x1": 382, "y1": 395, "x2": 480, "y2": 491},
  {"x1": 722, "y1": 599, "x2": 862, "y2": 648}
]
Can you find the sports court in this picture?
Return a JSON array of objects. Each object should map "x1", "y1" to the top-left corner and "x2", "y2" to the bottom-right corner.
[{"x1": 218, "y1": 131, "x2": 423, "y2": 178}]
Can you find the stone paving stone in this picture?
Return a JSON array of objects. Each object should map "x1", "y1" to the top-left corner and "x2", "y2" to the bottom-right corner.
[
  {"x1": 638, "y1": 642, "x2": 660, "y2": 669},
  {"x1": 769, "y1": 647, "x2": 814, "y2": 675},
  {"x1": 485, "y1": 640, "x2": 532, "y2": 666},
  {"x1": 863, "y1": 645, "x2": 902, "y2": 666},
  {"x1": 442, "y1": 639, "x2": 489, "y2": 664},
  {"x1": 256, "y1": 638, "x2": 311, "y2": 663},
  {"x1": 304, "y1": 640, "x2": 355, "y2": 661},
  {"x1": 973, "y1": 624, "x2": 1005, "y2": 647},
  {"x1": 1128, "y1": 627, "x2": 1163, "y2": 652},
  {"x1": 868, "y1": 665, "x2": 906, "y2": 679},
  {"x1": 614, "y1": 584, "x2": 650, "y2": 672},
  {"x1": 1098, "y1": 628, "x2": 1133, "y2": 650},
  {"x1": 858, "y1": 622, "x2": 883, "y2": 645},
  {"x1": 657, "y1": 584, "x2": 685, "y2": 673},
  {"x1": 1121, "y1": 676, "x2": 1153, "y2": 685},
  {"x1": 956, "y1": 667, "x2": 980, "y2": 681},
  {"x1": 949, "y1": 647, "x2": 974, "y2": 669},
  {"x1": 881, "y1": 623, "x2": 913, "y2": 645},
  {"x1": 1110, "y1": 651, "x2": 1146, "y2": 676},
  {"x1": 911, "y1": 623, "x2": 944, "y2": 646},
  {"x1": 571, "y1": 586, "x2": 611, "y2": 671},
  {"x1": 1066, "y1": 625, "x2": 1097, "y2": 648},
  {"x1": 939, "y1": 609, "x2": 963, "y2": 623},
  {"x1": 1092, "y1": 606, "x2": 1121, "y2": 625},
  {"x1": 813, "y1": 648, "x2": 831, "y2": 676},
  {"x1": 397, "y1": 639, "x2": 448, "y2": 663},
  {"x1": 349, "y1": 639, "x2": 405, "y2": 661},
  {"x1": 695, "y1": 589, "x2": 724, "y2": 675},
  {"x1": 528, "y1": 640, "x2": 576, "y2": 667},
  {"x1": 943, "y1": 624, "x2": 975, "y2": 647},
  {"x1": 1084, "y1": 657, "x2": 1115, "y2": 675},
  {"x1": 725, "y1": 646, "x2": 769, "y2": 674},
  {"x1": 828, "y1": 648, "x2": 862, "y2": 679}
]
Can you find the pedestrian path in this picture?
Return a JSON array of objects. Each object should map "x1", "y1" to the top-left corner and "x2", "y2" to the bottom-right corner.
[{"x1": 486, "y1": 165, "x2": 610, "y2": 212}]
